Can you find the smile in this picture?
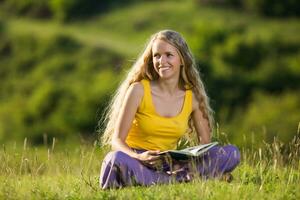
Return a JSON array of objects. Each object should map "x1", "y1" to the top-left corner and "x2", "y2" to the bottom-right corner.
[{"x1": 159, "y1": 66, "x2": 171, "y2": 71}]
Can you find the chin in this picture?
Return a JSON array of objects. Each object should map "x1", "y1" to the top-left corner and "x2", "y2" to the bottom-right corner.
[{"x1": 159, "y1": 75, "x2": 175, "y2": 80}]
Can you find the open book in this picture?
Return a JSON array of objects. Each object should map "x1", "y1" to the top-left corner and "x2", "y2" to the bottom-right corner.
[{"x1": 158, "y1": 142, "x2": 218, "y2": 160}]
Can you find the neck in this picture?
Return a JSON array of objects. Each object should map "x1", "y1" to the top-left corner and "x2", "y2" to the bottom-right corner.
[{"x1": 156, "y1": 78, "x2": 180, "y2": 96}]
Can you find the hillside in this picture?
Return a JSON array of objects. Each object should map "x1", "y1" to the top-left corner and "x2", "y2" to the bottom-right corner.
[{"x1": 0, "y1": 0, "x2": 299, "y2": 146}]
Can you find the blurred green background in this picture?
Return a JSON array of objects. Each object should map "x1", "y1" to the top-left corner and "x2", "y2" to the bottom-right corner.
[{"x1": 0, "y1": 0, "x2": 299, "y2": 148}]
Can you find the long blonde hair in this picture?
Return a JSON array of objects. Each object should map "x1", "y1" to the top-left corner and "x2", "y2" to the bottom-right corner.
[{"x1": 100, "y1": 30, "x2": 214, "y2": 146}]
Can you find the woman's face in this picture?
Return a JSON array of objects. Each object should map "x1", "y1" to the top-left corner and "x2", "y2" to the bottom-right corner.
[{"x1": 152, "y1": 39, "x2": 182, "y2": 80}]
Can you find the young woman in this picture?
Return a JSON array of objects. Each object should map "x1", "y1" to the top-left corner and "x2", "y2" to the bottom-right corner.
[{"x1": 99, "y1": 30, "x2": 240, "y2": 189}]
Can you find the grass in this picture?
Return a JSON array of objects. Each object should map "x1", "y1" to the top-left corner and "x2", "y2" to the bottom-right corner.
[
  {"x1": 6, "y1": 18, "x2": 137, "y2": 58},
  {"x1": 1, "y1": 133, "x2": 299, "y2": 200}
]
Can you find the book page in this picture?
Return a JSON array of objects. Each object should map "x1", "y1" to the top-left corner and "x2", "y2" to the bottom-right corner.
[
  {"x1": 158, "y1": 142, "x2": 218, "y2": 158},
  {"x1": 183, "y1": 143, "x2": 215, "y2": 155}
]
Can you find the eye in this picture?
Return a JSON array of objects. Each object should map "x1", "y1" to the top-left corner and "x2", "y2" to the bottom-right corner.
[
  {"x1": 153, "y1": 53, "x2": 160, "y2": 59},
  {"x1": 167, "y1": 53, "x2": 173, "y2": 57}
]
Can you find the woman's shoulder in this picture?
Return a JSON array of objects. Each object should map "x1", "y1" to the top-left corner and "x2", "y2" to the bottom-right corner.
[
  {"x1": 128, "y1": 81, "x2": 144, "y2": 98},
  {"x1": 123, "y1": 81, "x2": 145, "y2": 109}
]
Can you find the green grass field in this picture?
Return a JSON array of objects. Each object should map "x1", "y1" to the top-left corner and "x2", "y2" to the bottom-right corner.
[{"x1": 1, "y1": 135, "x2": 299, "y2": 200}]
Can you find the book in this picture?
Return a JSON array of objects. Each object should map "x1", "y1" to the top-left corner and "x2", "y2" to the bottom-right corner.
[{"x1": 158, "y1": 142, "x2": 218, "y2": 160}]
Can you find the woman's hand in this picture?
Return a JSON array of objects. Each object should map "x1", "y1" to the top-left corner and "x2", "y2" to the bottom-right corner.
[{"x1": 137, "y1": 150, "x2": 163, "y2": 169}]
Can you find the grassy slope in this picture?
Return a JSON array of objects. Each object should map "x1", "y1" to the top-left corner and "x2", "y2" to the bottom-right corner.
[
  {"x1": 6, "y1": 1, "x2": 300, "y2": 59},
  {"x1": 6, "y1": 18, "x2": 136, "y2": 57}
]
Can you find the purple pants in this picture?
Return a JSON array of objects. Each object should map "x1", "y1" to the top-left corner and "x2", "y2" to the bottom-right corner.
[{"x1": 100, "y1": 145, "x2": 240, "y2": 189}]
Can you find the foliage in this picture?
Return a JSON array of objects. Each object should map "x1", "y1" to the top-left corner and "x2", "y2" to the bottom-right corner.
[
  {"x1": 0, "y1": 0, "x2": 51, "y2": 18},
  {"x1": 226, "y1": 92, "x2": 300, "y2": 146},
  {"x1": 0, "y1": 0, "x2": 299, "y2": 147},
  {"x1": 189, "y1": 22, "x2": 300, "y2": 145},
  {"x1": 0, "y1": 0, "x2": 139, "y2": 21},
  {"x1": 244, "y1": 0, "x2": 300, "y2": 17},
  {"x1": 0, "y1": 32, "x2": 124, "y2": 143},
  {"x1": 196, "y1": 0, "x2": 300, "y2": 17}
]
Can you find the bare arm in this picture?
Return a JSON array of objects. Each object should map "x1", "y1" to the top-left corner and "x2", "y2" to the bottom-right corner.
[
  {"x1": 191, "y1": 92, "x2": 211, "y2": 144},
  {"x1": 111, "y1": 82, "x2": 160, "y2": 162}
]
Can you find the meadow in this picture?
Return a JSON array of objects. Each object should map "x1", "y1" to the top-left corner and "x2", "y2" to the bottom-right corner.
[{"x1": 1, "y1": 128, "x2": 299, "y2": 199}]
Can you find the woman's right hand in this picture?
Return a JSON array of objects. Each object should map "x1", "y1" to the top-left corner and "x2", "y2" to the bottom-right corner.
[{"x1": 137, "y1": 150, "x2": 162, "y2": 169}]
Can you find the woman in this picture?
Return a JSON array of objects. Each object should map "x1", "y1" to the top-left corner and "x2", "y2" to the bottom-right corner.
[{"x1": 99, "y1": 30, "x2": 240, "y2": 189}]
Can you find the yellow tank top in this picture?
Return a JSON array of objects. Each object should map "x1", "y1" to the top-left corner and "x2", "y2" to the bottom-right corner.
[{"x1": 125, "y1": 79, "x2": 193, "y2": 151}]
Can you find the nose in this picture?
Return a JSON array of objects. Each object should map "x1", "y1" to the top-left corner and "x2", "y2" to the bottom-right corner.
[{"x1": 159, "y1": 55, "x2": 166, "y2": 65}]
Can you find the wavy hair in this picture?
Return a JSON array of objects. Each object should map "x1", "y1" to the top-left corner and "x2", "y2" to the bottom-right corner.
[{"x1": 100, "y1": 30, "x2": 214, "y2": 146}]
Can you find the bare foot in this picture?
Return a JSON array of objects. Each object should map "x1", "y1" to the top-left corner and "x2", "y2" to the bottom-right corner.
[{"x1": 221, "y1": 173, "x2": 233, "y2": 183}]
